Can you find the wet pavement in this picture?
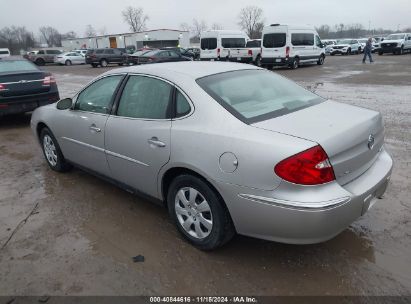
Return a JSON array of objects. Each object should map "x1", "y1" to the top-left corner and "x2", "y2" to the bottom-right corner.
[{"x1": 0, "y1": 54, "x2": 410, "y2": 296}]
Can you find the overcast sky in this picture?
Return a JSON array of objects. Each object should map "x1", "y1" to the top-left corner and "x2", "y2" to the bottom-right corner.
[{"x1": 1, "y1": 0, "x2": 410, "y2": 37}]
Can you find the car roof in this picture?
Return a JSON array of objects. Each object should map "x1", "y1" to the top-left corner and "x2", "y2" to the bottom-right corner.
[{"x1": 105, "y1": 62, "x2": 261, "y2": 80}]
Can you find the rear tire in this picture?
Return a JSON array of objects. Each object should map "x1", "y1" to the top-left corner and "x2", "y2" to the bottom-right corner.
[
  {"x1": 91, "y1": 63, "x2": 98, "y2": 68},
  {"x1": 100, "y1": 59, "x2": 108, "y2": 67},
  {"x1": 167, "y1": 174, "x2": 235, "y2": 250},
  {"x1": 255, "y1": 55, "x2": 261, "y2": 67},
  {"x1": 65, "y1": 60, "x2": 72, "y2": 66},
  {"x1": 35, "y1": 58, "x2": 45, "y2": 66},
  {"x1": 290, "y1": 57, "x2": 299, "y2": 69},
  {"x1": 40, "y1": 128, "x2": 71, "y2": 172},
  {"x1": 378, "y1": 51, "x2": 383, "y2": 56}
]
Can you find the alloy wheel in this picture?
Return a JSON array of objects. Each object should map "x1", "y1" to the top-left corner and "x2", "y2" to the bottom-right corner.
[
  {"x1": 174, "y1": 187, "x2": 213, "y2": 239},
  {"x1": 43, "y1": 135, "x2": 58, "y2": 167}
]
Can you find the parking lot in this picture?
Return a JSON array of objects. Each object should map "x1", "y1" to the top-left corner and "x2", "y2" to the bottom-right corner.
[{"x1": 0, "y1": 54, "x2": 410, "y2": 296}]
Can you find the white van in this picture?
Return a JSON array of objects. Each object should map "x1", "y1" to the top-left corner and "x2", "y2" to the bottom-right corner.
[
  {"x1": 261, "y1": 24, "x2": 325, "y2": 69},
  {"x1": 200, "y1": 30, "x2": 249, "y2": 61},
  {"x1": 0, "y1": 48, "x2": 11, "y2": 58}
]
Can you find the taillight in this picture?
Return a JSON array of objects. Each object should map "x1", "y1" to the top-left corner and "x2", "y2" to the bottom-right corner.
[
  {"x1": 0, "y1": 83, "x2": 6, "y2": 91},
  {"x1": 43, "y1": 76, "x2": 56, "y2": 86},
  {"x1": 285, "y1": 46, "x2": 290, "y2": 58},
  {"x1": 248, "y1": 49, "x2": 253, "y2": 56},
  {"x1": 217, "y1": 48, "x2": 221, "y2": 57},
  {"x1": 274, "y1": 145, "x2": 335, "y2": 185}
]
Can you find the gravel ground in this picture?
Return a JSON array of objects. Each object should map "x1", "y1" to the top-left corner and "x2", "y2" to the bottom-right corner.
[{"x1": 0, "y1": 54, "x2": 410, "y2": 296}]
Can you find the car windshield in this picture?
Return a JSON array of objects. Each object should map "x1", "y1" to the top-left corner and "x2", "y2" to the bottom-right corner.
[
  {"x1": 337, "y1": 40, "x2": 351, "y2": 44},
  {"x1": 197, "y1": 70, "x2": 324, "y2": 123},
  {"x1": 0, "y1": 60, "x2": 38, "y2": 73},
  {"x1": 386, "y1": 34, "x2": 405, "y2": 40},
  {"x1": 359, "y1": 39, "x2": 367, "y2": 43},
  {"x1": 141, "y1": 50, "x2": 160, "y2": 57}
]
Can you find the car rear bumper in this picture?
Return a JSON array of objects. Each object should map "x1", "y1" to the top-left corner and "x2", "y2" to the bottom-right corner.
[
  {"x1": 227, "y1": 57, "x2": 253, "y2": 63},
  {"x1": 216, "y1": 148, "x2": 393, "y2": 244},
  {"x1": 0, "y1": 91, "x2": 60, "y2": 116},
  {"x1": 261, "y1": 57, "x2": 292, "y2": 66}
]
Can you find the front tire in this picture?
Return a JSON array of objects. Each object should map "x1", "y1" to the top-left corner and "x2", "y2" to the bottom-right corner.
[
  {"x1": 35, "y1": 58, "x2": 45, "y2": 66},
  {"x1": 100, "y1": 59, "x2": 108, "y2": 67},
  {"x1": 167, "y1": 175, "x2": 235, "y2": 250},
  {"x1": 40, "y1": 128, "x2": 71, "y2": 172}
]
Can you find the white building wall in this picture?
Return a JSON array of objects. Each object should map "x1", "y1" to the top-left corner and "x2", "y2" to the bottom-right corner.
[{"x1": 62, "y1": 30, "x2": 190, "y2": 50}]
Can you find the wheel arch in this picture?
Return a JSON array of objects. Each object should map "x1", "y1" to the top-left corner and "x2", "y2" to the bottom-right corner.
[{"x1": 36, "y1": 121, "x2": 50, "y2": 141}]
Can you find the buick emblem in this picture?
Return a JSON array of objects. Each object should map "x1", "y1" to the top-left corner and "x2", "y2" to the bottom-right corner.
[{"x1": 368, "y1": 134, "x2": 375, "y2": 150}]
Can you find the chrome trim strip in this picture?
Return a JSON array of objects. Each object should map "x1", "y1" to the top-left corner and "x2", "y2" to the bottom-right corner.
[
  {"x1": 238, "y1": 194, "x2": 351, "y2": 211},
  {"x1": 1, "y1": 79, "x2": 44, "y2": 85},
  {"x1": 105, "y1": 150, "x2": 149, "y2": 167},
  {"x1": 61, "y1": 137, "x2": 105, "y2": 153},
  {"x1": 61, "y1": 137, "x2": 149, "y2": 167}
]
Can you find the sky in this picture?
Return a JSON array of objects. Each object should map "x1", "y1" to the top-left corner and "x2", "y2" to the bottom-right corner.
[{"x1": 1, "y1": 0, "x2": 410, "y2": 37}]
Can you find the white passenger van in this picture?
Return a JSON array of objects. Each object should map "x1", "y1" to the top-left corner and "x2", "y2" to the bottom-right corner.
[
  {"x1": 261, "y1": 24, "x2": 325, "y2": 69},
  {"x1": 0, "y1": 48, "x2": 11, "y2": 58},
  {"x1": 200, "y1": 30, "x2": 249, "y2": 61}
]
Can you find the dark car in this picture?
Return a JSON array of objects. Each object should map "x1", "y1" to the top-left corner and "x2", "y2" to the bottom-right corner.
[
  {"x1": 186, "y1": 47, "x2": 200, "y2": 60},
  {"x1": 161, "y1": 47, "x2": 196, "y2": 59},
  {"x1": 125, "y1": 48, "x2": 157, "y2": 65},
  {"x1": 0, "y1": 57, "x2": 59, "y2": 116},
  {"x1": 85, "y1": 48, "x2": 127, "y2": 68},
  {"x1": 138, "y1": 50, "x2": 192, "y2": 64}
]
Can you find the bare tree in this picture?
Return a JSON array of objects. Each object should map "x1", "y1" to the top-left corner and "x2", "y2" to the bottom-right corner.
[
  {"x1": 238, "y1": 6, "x2": 264, "y2": 38},
  {"x1": 316, "y1": 24, "x2": 331, "y2": 38},
  {"x1": 84, "y1": 24, "x2": 96, "y2": 37},
  {"x1": 192, "y1": 19, "x2": 207, "y2": 40},
  {"x1": 179, "y1": 23, "x2": 191, "y2": 32},
  {"x1": 211, "y1": 23, "x2": 223, "y2": 30},
  {"x1": 98, "y1": 26, "x2": 107, "y2": 36},
  {"x1": 61, "y1": 31, "x2": 77, "y2": 40},
  {"x1": 122, "y1": 6, "x2": 149, "y2": 32},
  {"x1": 39, "y1": 26, "x2": 61, "y2": 46},
  {"x1": 0, "y1": 26, "x2": 36, "y2": 54}
]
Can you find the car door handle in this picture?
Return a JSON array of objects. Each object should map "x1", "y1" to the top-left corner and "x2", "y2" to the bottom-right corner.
[
  {"x1": 148, "y1": 137, "x2": 166, "y2": 148},
  {"x1": 89, "y1": 125, "x2": 101, "y2": 132}
]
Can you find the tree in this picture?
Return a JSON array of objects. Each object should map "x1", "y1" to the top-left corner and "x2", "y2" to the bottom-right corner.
[
  {"x1": 39, "y1": 26, "x2": 61, "y2": 46},
  {"x1": 122, "y1": 6, "x2": 149, "y2": 32},
  {"x1": 238, "y1": 6, "x2": 264, "y2": 38},
  {"x1": 0, "y1": 26, "x2": 36, "y2": 54},
  {"x1": 84, "y1": 24, "x2": 96, "y2": 37},
  {"x1": 179, "y1": 23, "x2": 191, "y2": 32},
  {"x1": 211, "y1": 23, "x2": 223, "y2": 30},
  {"x1": 192, "y1": 19, "x2": 207, "y2": 40},
  {"x1": 61, "y1": 31, "x2": 77, "y2": 40},
  {"x1": 316, "y1": 24, "x2": 331, "y2": 38}
]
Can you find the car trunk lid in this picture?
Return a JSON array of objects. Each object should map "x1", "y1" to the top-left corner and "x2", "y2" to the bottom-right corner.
[
  {"x1": 252, "y1": 101, "x2": 384, "y2": 185},
  {"x1": 0, "y1": 71, "x2": 50, "y2": 98}
]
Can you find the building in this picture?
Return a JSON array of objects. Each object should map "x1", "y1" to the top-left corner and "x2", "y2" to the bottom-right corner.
[{"x1": 61, "y1": 29, "x2": 190, "y2": 50}]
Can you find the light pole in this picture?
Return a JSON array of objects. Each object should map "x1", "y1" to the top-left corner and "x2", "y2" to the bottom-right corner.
[{"x1": 144, "y1": 34, "x2": 149, "y2": 47}]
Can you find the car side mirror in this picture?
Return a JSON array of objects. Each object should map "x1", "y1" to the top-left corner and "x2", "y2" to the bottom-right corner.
[{"x1": 56, "y1": 98, "x2": 73, "y2": 110}]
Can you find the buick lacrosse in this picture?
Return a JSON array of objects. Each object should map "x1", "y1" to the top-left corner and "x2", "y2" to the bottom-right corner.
[{"x1": 31, "y1": 62, "x2": 393, "y2": 250}]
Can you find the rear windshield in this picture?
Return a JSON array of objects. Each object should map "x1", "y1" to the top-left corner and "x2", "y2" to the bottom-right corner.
[
  {"x1": 0, "y1": 50, "x2": 10, "y2": 55},
  {"x1": 201, "y1": 38, "x2": 217, "y2": 50},
  {"x1": 246, "y1": 40, "x2": 261, "y2": 48},
  {"x1": 263, "y1": 33, "x2": 286, "y2": 48},
  {"x1": 221, "y1": 38, "x2": 246, "y2": 48},
  {"x1": 0, "y1": 60, "x2": 38, "y2": 73},
  {"x1": 197, "y1": 70, "x2": 323, "y2": 124},
  {"x1": 291, "y1": 33, "x2": 314, "y2": 46}
]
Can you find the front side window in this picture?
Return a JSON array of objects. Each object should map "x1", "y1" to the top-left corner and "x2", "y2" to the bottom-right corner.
[
  {"x1": 105, "y1": 49, "x2": 114, "y2": 54},
  {"x1": 75, "y1": 75, "x2": 123, "y2": 114},
  {"x1": 221, "y1": 38, "x2": 246, "y2": 48},
  {"x1": 117, "y1": 76, "x2": 172, "y2": 119},
  {"x1": 315, "y1": 36, "x2": 322, "y2": 48},
  {"x1": 263, "y1": 33, "x2": 286, "y2": 48},
  {"x1": 201, "y1": 38, "x2": 217, "y2": 50},
  {"x1": 197, "y1": 70, "x2": 324, "y2": 123}
]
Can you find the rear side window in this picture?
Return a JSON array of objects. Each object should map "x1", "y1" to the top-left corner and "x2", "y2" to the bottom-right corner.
[
  {"x1": 75, "y1": 75, "x2": 123, "y2": 114},
  {"x1": 117, "y1": 76, "x2": 172, "y2": 119},
  {"x1": 291, "y1": 33, "x2": 314, "y2": 46},
  {"x1": 263, "y1": 33, "x2": 286, "y2": 48},
  {"x1": 46, "y1": 50, "x2": 62, "y2": 54},
  {"x1": 201, "y1": 38, "x2": 217, "y2": 50},
  {"x1": 221, "y1": 38, "x2": 246, "y2": 48},
  {"x1": 96, "y1": 49, "x2": 104, "y2": 54},
  {"x1": 105, "y1": 49, "x2": 114, "y2": 54},
  {"x1": 246, "y1": 40, "x2": 261, "y2": 48},
  {"x1": 175, "y1": 91, "x2": 191, "y2": 118}
]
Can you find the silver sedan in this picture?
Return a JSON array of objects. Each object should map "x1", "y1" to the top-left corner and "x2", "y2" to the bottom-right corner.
[{"x1": 31, "y1": 62, "x2": 393, "y2": 250}]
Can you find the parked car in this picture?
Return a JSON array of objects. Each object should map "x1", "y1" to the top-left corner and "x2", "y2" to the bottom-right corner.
[
  {"x1": 0, "y1": 57, "x2": 59, "y2": 116},
  {"x1": 379, "y1": 33, "x2": 411, "y2": 55},
  {"x1": 72, "y1": 49, "x2": 88, "y2": 57},
  {"x1": 322, "y1": 40, "x2": 337, "y2": 54},
  {"x1": 358, "y1": 38, "x2": 378, "y2": 53},
  {"x1": 162, "y1": 47, "x2": 196, "y2": 60},
  {"x1": 55, "y1": 52, "x2": 86, "y2": 66},
  {"x1": 31, "y1": 62, "x2": 392, "y2": 250},
  {"x1": 0, "y1": 48, "x2": 11, "y2": 58},
  {"x1": 329, "y1": 39, "x2": 361, "y2": 55},
  {"x1": 125, "y1": 48, "x2": 157, "y2": 65},
  {"x1": 138, "y1": 50, "x2": 192, "y2": 64},
  {"x1": 200, "y1": 30, "x2": 249, "y2": 61},
  {"x1": 227, "y1": 39, "x2": 261, "y2": 65},
  {"x1": 85, "y1": 48, "x2": 127, "y2": 67},
  {"x1": 261, "y1": 24, "x2": 325, "y2": 69},
  {"x1": 186, "y1": 47, "x2": 200, "y2": 60},
  {"x1": 28, "y1": 49, "x2": 63, "y2": 65}
]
